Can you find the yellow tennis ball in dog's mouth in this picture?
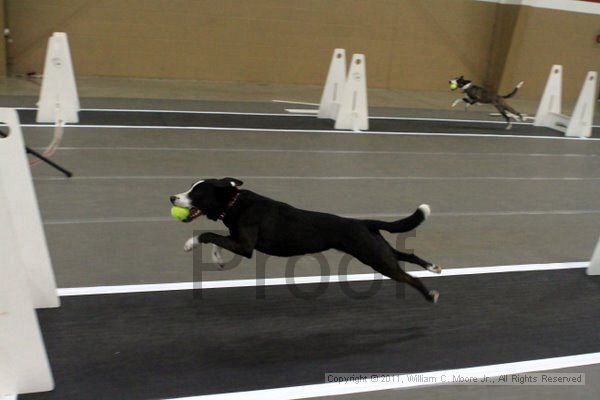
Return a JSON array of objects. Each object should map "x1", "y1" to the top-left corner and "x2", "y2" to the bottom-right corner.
[
  {"x1": 171, "y1": 206, "x2": 190, "y2": 221},
  {"x1": 450, "y1": 83, "x2": 458, "y2": 90}
]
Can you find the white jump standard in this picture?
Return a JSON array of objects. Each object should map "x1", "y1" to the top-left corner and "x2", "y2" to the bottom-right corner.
[
  {"x1": 589, "y1": 236, "x2": 600, "y2": 276},
  {"x1": 36, "y1": 32, "x2": 80, "y2": 125},
  {"x1": 534, "y1": 65, "x2": 597, "y2": 138},
  {"x1": 0, "y1": 108, "x2": 58, "y2": 397},
  {"x1": 334, "y1": 53, "x2": 368, "y2": 131},
  {"x1": 281, "y1": 48, "x2": 369, "y2": 132},
  {"x1": 318, "y1": 48, "x2": 346, "y2": 120}
]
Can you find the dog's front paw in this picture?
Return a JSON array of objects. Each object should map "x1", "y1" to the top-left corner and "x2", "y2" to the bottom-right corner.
[
  {"x1": 451, "y1": 99, "x2": 461, "y2": 108},
  {"x1": 212, "y1": 245, "x2": 225, "y2": 269},
  {"x1": 184, "y1": 237, "x2": 199, "y2": 252},
  {"x1": 426, "y1": 264, "x2": 442, "y2": 274},
  {"x1": 428, "y1": 290, "x2": 440, "y2": 304}
]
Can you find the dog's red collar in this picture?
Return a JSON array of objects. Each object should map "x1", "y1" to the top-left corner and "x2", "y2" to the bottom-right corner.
[{"x1": 219, "y1": 191, "x2": 240, "y2": 220}]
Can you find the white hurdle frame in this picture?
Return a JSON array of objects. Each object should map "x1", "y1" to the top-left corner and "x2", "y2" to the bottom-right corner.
[
  {"x1": 281, "y1": 48, "x2": 369, "y2": 131},
  {"x1": 36, "y1": 32, "x2": 80, "y2": 126},
  {"x1": 0, "y1": 108, "x2": 56, "y2": 396},
  {"x1": 0, "y1": 189, "x2": 54, "y2": 396},
  {"x1": 334, "y1": 53, "x2": 369, "y2": 131},
  {"x1": 589, "y1": 236, "x2": 600, "y2": 275},
  {"x1": 534, "y1": 65, "x2": 597, "y2": 138},
  {"x1": 318, "y1": 48, "x2": 346, "y2": 120},
  {"x1": 0, "y1": 109, "x2": 59, "y2": 308}
]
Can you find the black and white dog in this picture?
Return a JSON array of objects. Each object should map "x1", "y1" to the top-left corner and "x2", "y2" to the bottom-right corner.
[
  {"x1": 171, "y1": 178, "x2": 441, "y2": 303},
  {"x1": 449, "y1": 76, "x2": 524, "y2": 129}
]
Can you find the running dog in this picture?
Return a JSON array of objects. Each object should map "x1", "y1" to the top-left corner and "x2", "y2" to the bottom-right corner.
[
  {"x1": 449, "y1": 76, "x2": 524, "y2": 129},
  {"x1": 170, "y1": 178, "x2": 441, "y2": 303}
]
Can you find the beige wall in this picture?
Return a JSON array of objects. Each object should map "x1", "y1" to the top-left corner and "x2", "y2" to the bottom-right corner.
[
  {"x1": 5, "y1": 0, "x2": 497, "y2": 91},
  {"x1": 0, "y1": 0, "x2": 6, "y2": 76},
  {"x1": 4, "y1": 0, "x2": 599, "y2": 99},
  {"x1": 499, "y1": 6, "x2": 600, "y2": 100}
]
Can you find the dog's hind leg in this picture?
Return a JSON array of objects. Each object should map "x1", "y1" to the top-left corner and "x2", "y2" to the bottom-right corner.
[
  {"x1": 392, "y1": 248, "x2": 441, "y2": 274},
  {"x1": 344, "y1": 234, "x2": 439, "y2": 303},
  {"x1": 493, "y1": 103, "x2": 513, "y2": 129},
  {"x1": 502, "y1": 103, "x2": 523, "y2": 122},
  {"x1": 376, "y1": 263, "x2": 439, "y2": 303}
]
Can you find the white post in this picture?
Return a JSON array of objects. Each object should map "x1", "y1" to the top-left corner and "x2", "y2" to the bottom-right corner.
[
  {"x1": 534, "y1": 65, "x2": 562, "y2": 128},
  {"x1": 318, "y1": 49, "x2": 346, "y2": 120},
  {"x1": 0, "y1": 180, "x2": 54, "y2": 396},
  {"x1": 588, "y1": 236, "x2": 600, "y2": 275},
  {"x1": 334, "y1": 54, "x2": 369, "y2": 131},
  {"x1": 36, "y1": 32, "x2": 79, "y2": 124},
  {"x1": 0, "y1": 109, "x2": 60, "y2": 309},
  {"x1": 566, "y1": 71, "x2": 597, "y2": 138}
]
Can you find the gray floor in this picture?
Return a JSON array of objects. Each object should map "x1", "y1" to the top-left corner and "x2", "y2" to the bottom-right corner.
[{"x1": 20, "y1": 100, "x2": 600, "y2": 399}]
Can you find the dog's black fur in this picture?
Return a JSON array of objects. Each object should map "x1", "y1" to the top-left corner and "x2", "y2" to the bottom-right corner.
[
  {"x1": 450, "y1": 76, "x2": 524, "y2": 129},
  {"x1": 171, "y1": 178, "x2": 440, "y2": 303}
]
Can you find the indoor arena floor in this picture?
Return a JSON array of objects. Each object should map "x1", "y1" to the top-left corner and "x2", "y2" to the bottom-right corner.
[{"x1": 7, "y1": 97, "x2": 600, "y2": 400}]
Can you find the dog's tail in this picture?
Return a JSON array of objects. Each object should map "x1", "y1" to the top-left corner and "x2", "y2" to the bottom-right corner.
[
  {"x1": 363, "y1": 204, "x2": 430, "y2": 233},
  {"x1": 502, "y1": 81, "x2": 524, "y2": 99}
]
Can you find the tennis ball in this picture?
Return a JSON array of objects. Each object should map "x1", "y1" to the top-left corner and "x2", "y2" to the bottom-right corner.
[
  {"x1": 450, "y1": 83, "x2": 458, "y2": 90},
  {"x1": 171, "y1": 206, "x2": 190, "y2": 221}
]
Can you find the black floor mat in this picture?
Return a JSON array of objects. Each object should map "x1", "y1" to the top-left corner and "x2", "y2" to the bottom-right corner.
[
  {"x1": 17, "y1": 109, "x2": 599, "y2": 138},
  {"x1": 21, "y1": 269, "x2": 600, "y2": 399}
]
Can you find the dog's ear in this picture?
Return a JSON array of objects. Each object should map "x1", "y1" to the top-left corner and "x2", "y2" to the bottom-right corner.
[
  {"x1": 460, "y1": 75, "x2": 464, "y2": 79},
  {"x1": 217, "y1": 177, "x2": 243, "y2": 188}
]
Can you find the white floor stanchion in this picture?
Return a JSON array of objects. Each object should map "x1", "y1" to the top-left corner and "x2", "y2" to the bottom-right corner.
[
  {"x1": 566, "y1": 71, "x2": 597, "y2": 138},
  {"x1": 0, "y1": 109, "x2": 60, "y2": 309},
  {"x1": 588, "y1": 236, "x2": 600, "y2": 275},
  {"x1": 534, "y1": 65, "x2": 597, "y2": 138},
  {"x1": 534, "y1": 65, "x2": 562, "y2": 128},
  {"x1": 318, "y1": 48, "x2": 346, "y2": 120},
  {"x1": 36, "y1": 32, "x2": 80, "y2": 125},
  {"x1": 0, "y1": 176, "x2": 54, "y2": 396},
  {"x1": 334, "y1": 54, "x2": 368, "y2": 131}
]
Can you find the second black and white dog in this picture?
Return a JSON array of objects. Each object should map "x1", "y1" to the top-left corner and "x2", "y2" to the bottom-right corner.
[
  {"x1": 171, "y1": 178, "x2": 441, "y2": 303},
  {"x1": 449, "y1": 76, "x2": 524, "y2": 129}
]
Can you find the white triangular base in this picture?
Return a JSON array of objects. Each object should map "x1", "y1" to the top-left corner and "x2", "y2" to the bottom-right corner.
[
  {"x1": 0, "y1": 109, "x2": 60, "y2": 309},
  {"x1": 589, "y1": 236, "x2": 600, "y2": 276},
  {"x1": 334, "y1": 54, "x2": 369, "y2": 131},
  {"x1": 566, "y1": 71, "x2": 597, "y2": 138},
  {"x1": 318, "y1": 49, "x2": 346, "y2": 120},
  {"x1": 534, "y1": 65, "x2": 562, "y2": 128},
  {"x1": 36, "y1": 32, "x2": 80, "y2": 124},
  {"x1": 534, "y1": 65, "x2": 597, "y2": 138},
  {"x1": 0, "y1": 154, "x2": 54, "y2": 396}
]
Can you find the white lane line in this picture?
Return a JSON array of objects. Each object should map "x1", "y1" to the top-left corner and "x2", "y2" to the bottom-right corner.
[
  {"x1": 42, "y1": 210, "x2": 600, "y2": 225},
  {"x1": 18, "y1": 106, "x2": 519, "y2": 124},
  {"x1": 20, "y1": 124, "x2": 600, "y2": 141},
  {"x1": 33, "y1": 175, "x2": 600, "y2": 181},
  {"x1": 15, "y1": 107, "x2": 600, "y2": 128},
  {"x1": 39, "y1": 146, "x2": 600, "y2": 158},
  {"x1": 170, "y1": 352, "x2": 600, "y2": 400},
  {"x1": 272, "y1": 100, "x2": 320, "y2": 106},
  {"x1": 57, "y1": 262, "x2": 587, "y2": 296}
]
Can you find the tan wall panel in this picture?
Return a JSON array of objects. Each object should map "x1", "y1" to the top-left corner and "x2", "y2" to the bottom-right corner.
[
  {"x1": 499, "y1": 7, "x2": 600, "y2": 101},
  {"x1": 6, "y1": 0, "x2": 499, "y2": 91},
  {"x1": 0, "y1": 0, "x2": 6, "y2": 76},
  {"x1": 387, "y1": 1, "x2": 497, "y2": 91}
]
